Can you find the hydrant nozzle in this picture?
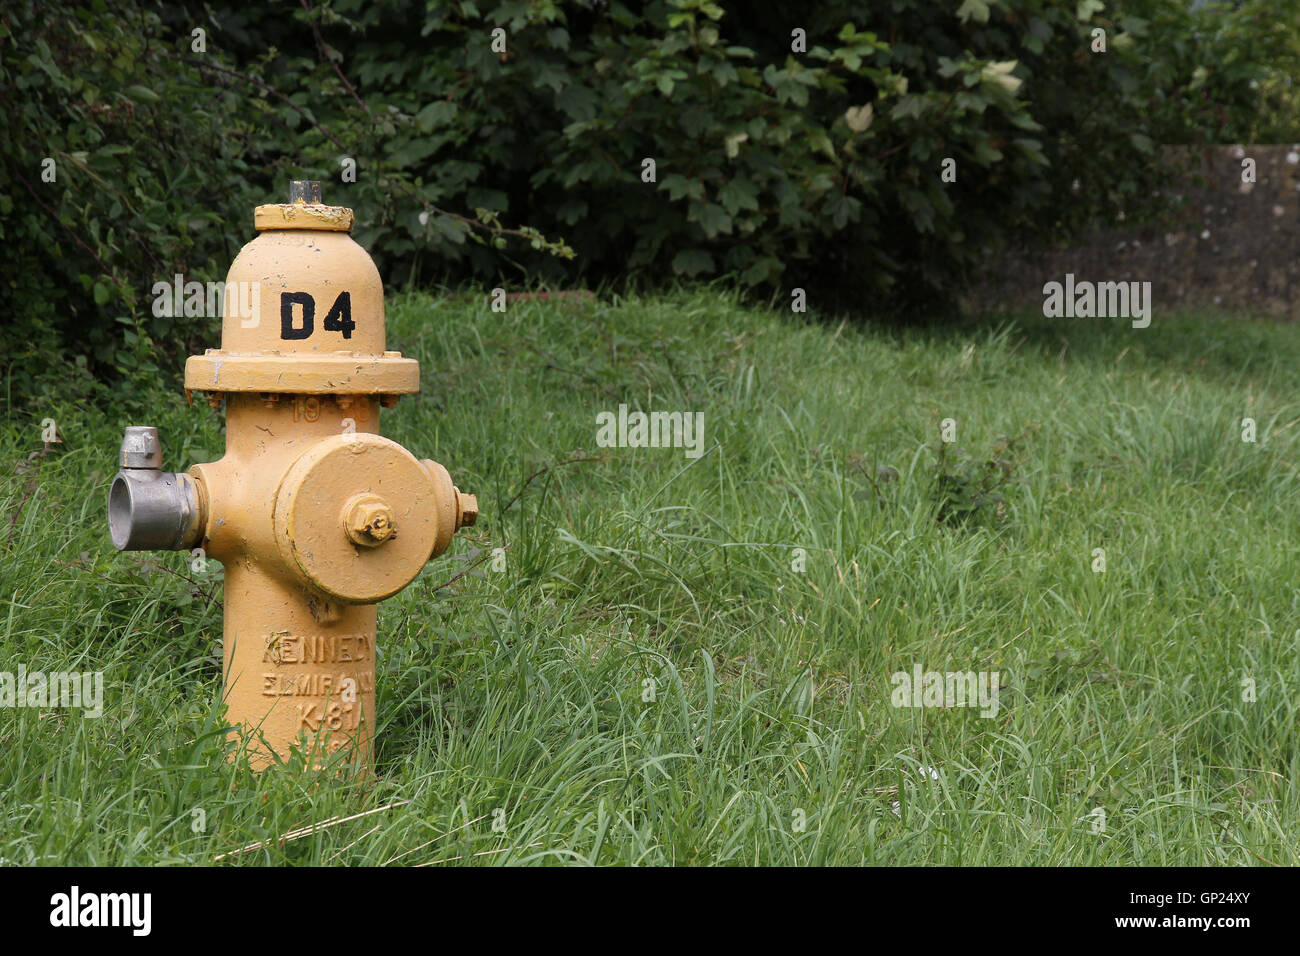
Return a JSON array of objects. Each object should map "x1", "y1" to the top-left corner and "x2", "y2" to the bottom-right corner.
[
  {"x1": 110, "y1": 183, "x2": 477, "y2": 771},
  {"x1": 108, "y1": 426, "x2": 204, "y2": 552}
]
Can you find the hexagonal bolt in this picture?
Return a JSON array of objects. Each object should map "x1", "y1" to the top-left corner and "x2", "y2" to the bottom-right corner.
[
  {"x1": 119, "y1": 426, "x2": 162, "y2": 470},
  {"x1": 455, "y1": 489, "x2": 478, "y2": 529},
  {"x1": 343, "y1": 493, "x2": 397, "y2": 547}
]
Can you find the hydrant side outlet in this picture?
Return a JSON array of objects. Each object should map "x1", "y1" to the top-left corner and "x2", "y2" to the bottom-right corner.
[
  {"x1": 111, "y1": 182, "x2": 476, "y2": 771},
  {"x1": 108, "y1": 427, "x2": 205, "y2": 552}
]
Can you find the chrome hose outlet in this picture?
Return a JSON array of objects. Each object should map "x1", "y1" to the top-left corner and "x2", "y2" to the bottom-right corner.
[{"x1": 108, "y1": 426, "x2": 204, "y2": 551}]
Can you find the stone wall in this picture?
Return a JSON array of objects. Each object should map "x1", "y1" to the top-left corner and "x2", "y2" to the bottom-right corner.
[{"x1": 976, "y1": 145, "x2": 1300, "y2": 321}]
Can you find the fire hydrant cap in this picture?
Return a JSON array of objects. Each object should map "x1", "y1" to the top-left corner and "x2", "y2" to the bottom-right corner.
[
  {"x1": 183, "y1": 178, "x2": 418, "y2": 396},
  {"x1": 255, "y1": 180, "x2": 352, "y2": 232},
  {"x1": 274, "y1": 434, "x2": 438, "y2": 603}
]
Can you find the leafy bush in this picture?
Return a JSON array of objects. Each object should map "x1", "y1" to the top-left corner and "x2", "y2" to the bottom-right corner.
[
  {"x1": 931, "y1": 422, "x2": 1039, "y2": 526},
  {"x1": 2, "y1": 1, "x2": 255, "y2": 397},
  {"x1": 3, "y1": 0, "x2": 1296, "y2": 401}
]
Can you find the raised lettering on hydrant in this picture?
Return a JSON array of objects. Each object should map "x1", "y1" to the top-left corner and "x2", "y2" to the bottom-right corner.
[{"x1": 108, "y1": 180, "x2": 477, "y2": 770}]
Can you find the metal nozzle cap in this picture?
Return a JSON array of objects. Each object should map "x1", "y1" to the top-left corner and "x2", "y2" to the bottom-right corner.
[{"x1": 119, "y1": 426, "x2": 162, "y2": 470}]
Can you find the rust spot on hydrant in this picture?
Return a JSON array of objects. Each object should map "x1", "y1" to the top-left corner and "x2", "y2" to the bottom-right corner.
[{"x1": 108, "y1": 181, "x2": 478, "y2": 772}]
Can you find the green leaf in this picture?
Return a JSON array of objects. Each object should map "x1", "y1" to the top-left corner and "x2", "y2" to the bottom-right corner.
[
  {"x1": 1013, "y1": 138, "x2": 1048, "y2": 165},
  {"x1": 890, "y1": 95, "x2": 925, "y2": 121},
  {"x1": 718, "y1": 177, "x2": 759, "y2": 215},
  {"x1": 740, "y1": 255, "x2": 782, "y2": 285},
  {"x1": 414, "y1": 101, "x2": 457, "y2": 133},
  {"x1": 431, "y1": 215, "x2": 468, "y2": 244},
  {"x1": 808, "y1": 129, "x2": 837, "y2": 162},
  {"x1": 844, "y1": 103, "x2": 874, "y2": 132},
  {"x1": 957, "y1": 0, "x2": 991, "y2": 24},
  {"x1": 671, "y1": 249, "x2": 714, "y2": 276},
  {"x1": 689, "y1": 201, "x2": 732, "y2": 238},
  {"x1": 124, "y1": 84, "x2": 159, "y2": 103},
  {"x1": 724, "y1": 131, "x2": 749, "y2": 158},
  {"x1": 972, "y1": 140, "x2": 1003, "y2": 166},
  {"x1": 1076, "y1": 0, "x2": 1104, "y2": 20},
  {"x1": 661, "y1": 174, "x2": 702, "y2": 201}
]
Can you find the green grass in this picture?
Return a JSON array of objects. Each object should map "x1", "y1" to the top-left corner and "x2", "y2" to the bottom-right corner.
[{"x1": 3, "y1": 287, "x2": 1300, "y2": 865}]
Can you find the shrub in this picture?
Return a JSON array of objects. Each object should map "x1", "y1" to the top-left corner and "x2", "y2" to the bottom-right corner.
[{"x1": 3, "y1": 0, "x2": 1295, "y2": 401}]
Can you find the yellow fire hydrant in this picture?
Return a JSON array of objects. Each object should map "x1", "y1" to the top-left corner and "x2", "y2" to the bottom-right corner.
[{"x1": 108, "y1": 180, "x2": 476, "y2": 770}]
